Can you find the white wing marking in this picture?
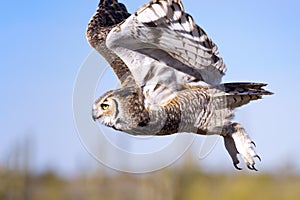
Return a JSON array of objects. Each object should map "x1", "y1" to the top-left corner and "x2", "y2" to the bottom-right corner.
[{"x1": 106, "y1": 0, "x2": 226, "y2": 106}]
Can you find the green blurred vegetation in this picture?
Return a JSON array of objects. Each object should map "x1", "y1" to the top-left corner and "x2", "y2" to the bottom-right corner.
[
  {"x1": 1, "y1": 164, "x2": 300, "y2": 200},
  {"x1": 1, "y1": 136, "x2": 300, "y2": 200}
]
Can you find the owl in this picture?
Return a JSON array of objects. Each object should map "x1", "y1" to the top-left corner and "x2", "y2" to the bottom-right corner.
[{"x1": 87, "y1": 0, "x2": 272, "y2": 170}]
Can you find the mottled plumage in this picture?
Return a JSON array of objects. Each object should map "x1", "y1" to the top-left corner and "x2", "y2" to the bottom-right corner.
[
  {"x1": 86, "y1": 0, "x2": 134, "y2": 86},
  {"x1": 87, "y1": 0, "x2": 272, "y2": 170}
]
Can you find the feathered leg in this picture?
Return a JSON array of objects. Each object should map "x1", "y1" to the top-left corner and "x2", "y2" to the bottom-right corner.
[{"x1": 222, "y1": 122, "x2": 261, "y2": 170}]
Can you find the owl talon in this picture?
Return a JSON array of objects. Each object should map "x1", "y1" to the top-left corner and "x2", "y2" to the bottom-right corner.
[
  {"x1": 247, "y1": 164, "x2": 258, "y2": 171},
  {"x1": 223, "y1": 123, "x2": 260, "y2": 171},
  {"x1": 251, "y1": 141, "x2": 256, "y2": 147},
  {"x1": 254, "y1": 155, "x2": 262, "y2": 162},
  {"x1": 234, "y1": 163, "x2": 242, "y2": 170}
]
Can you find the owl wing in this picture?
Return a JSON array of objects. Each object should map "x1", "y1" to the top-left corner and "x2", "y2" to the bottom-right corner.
[
  {"x1": 106, "y1": 0, "x2": 226, "y2": 89},
  {"x1": 86, "y1": 0, "x2": 135, "y2": 86}
]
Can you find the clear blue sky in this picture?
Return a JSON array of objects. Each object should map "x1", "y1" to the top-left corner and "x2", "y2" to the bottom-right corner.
[{"x1": 1, "y1": 0, "x2": 300, "y2": 176}]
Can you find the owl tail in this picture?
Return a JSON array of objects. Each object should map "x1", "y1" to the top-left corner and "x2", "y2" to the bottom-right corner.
[{"x1": 222, "y1": 82, "x2": 273, "y2": 109}]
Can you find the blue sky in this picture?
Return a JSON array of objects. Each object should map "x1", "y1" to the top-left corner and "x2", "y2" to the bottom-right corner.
[{"x1": 1, "y1": 0, "x2": 300, "y2": 176}]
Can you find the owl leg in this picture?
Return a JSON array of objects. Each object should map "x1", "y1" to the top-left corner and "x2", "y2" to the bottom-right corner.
[{"x1": 222, "y1": 123, "x2": 261, "y2": 171}]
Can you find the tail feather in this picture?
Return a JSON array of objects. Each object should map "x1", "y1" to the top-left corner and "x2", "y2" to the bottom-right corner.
[{"x1": 222, "y1": 82, "x2": 273, "y2": 108}]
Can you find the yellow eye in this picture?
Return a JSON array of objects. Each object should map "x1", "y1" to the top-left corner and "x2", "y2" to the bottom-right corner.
[{"x1": 101, "y1": 103, "x2": 109, "y2": 110}]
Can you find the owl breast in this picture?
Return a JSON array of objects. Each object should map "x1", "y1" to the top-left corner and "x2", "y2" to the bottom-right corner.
[{"x1": 113, "y1": 87, "x2": 232, "y2": 136}]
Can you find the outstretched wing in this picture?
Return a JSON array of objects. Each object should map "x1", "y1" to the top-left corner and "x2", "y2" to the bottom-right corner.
[
  {"x1": 106, "y1": 0, "x2": 226, "y2": 88},
  {"x1": 86, "y1": 0, "x2": 135, "y2": 86}
]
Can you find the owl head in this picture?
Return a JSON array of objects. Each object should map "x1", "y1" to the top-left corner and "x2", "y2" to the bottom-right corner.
[{"x1": 92, "y1": 87, "x2": 148, "y2": 131}]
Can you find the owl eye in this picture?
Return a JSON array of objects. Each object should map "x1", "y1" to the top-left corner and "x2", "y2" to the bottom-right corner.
[{"x1": 101, "y1": 103, "x2": 110, "y2": 110}]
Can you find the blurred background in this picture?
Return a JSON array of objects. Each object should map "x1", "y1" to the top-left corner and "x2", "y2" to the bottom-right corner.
[{"x1": 1, "y1": 0, "x2": 300, "y2": 199}]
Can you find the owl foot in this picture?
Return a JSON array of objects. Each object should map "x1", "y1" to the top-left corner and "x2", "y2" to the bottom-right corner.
[{"x1": 222, "y1": 123, "x2": 261, "y2": 171}]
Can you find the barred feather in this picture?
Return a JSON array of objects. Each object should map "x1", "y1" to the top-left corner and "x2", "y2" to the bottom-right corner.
[
  {"x1": 222, "y1": 83, "x2": 273, "y2": 108},
  {"x1": 107, "y1": 0, "x2": 226, "y2": 89}
]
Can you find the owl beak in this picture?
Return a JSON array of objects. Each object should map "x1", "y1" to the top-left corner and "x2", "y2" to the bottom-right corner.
[
  {"x1": 92, "y1": 106, "x2": 100, "y2": 121},
  {"x1": 92, "y1": 113, "x2": 98, "y2": 121}
]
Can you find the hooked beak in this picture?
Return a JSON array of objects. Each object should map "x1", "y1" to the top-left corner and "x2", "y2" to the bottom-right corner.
[
  {"x1": 92, "y1": 105, "x2": 100, "y2": 122},
  {"x1": 92, "y1": 113, "x2": 98, "y2": 122}
]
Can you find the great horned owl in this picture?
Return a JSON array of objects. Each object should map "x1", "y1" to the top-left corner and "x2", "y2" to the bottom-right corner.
[{"x1": 87, "y1": 0, "x2": 272, "y2": 170}]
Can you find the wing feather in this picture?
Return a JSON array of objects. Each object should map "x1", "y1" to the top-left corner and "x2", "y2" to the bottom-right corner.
[
  {"x1": 107, "y1": 0, "x2": 226, "y2": 86},
  {"x1": 86, "y1": 0, "x2": 135, "y2": 86}
]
